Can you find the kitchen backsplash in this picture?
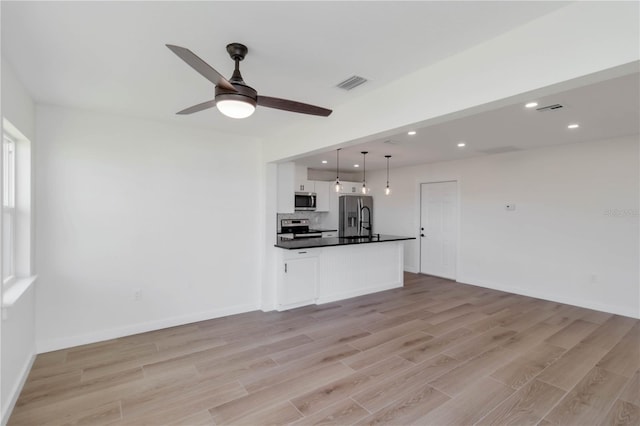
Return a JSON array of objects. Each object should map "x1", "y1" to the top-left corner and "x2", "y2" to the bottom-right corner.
[{"x1": 276, "y1": 212, "x2": 333, "y2": 232}]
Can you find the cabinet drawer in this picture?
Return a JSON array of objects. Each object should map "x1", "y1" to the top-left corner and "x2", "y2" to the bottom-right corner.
[{"x1": 282, "y1": 248, "x2": 319, "y2": 260}]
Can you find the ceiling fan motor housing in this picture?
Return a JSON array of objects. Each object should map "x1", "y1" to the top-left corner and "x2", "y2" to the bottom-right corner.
[
  {"x1": 215, "y1": 83, "x2": 257, "y2": 108},
  {"x1": 217, "y1": 43, "x2": 256, "y2": 107}
]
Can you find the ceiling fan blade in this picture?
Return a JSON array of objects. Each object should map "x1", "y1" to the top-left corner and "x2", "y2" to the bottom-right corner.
[
  {"x1": 176, "y1": 100, "x2": 216, "y2": 115},
  {"x1": 257, "y1": 96, "x2": 332, "y2": 117},
  {"x1": 166, "y1": 44, "x2": 236, "y2": 92}
]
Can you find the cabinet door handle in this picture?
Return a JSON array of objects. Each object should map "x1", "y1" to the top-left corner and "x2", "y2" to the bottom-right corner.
[
  {"x1": 284, "y1": 263, "x2": 287, "y2": 273},
  {"x1": 298, "y1": 251, "x2": 307, "y2": 254}
]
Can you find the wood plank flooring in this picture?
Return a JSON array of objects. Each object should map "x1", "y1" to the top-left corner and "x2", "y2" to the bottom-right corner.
[{"x1": 9, "y1": 273, "x2": 640, "y2": 425}]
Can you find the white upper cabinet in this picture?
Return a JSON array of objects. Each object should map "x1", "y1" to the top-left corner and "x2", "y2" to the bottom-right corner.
[
  {"x1": 294, "y1": 164, "x2": 314, "y2": 193},
  {"x1": 339, "y1": 181, "x2": 362, "y2": 194},
  {"x1": 277, "y1": 162, "x2": 295, "y2": 213},
  {"x1": 314, "y1": 181, "x2": 330, "y2": 212},
  {"x1": 295, "y1": 180, "x2": 315, "y2": 193},
  {"x1": 277, "y1": 162, "x2": 332, "y2": 213}
]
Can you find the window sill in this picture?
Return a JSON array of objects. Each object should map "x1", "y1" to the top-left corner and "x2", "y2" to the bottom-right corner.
[{"x1": 2, "y1": 275, "x2": 37, "y2": 310}]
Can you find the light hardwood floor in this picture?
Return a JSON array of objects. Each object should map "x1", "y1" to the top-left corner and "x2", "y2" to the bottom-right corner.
[{"x1": 9, "y1": 273, "x2": 640, "y2": 425}]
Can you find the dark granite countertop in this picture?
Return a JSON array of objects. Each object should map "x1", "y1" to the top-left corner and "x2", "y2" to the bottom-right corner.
[{"x1": 275, "y1": 234, "x2": 415, "y2": 250}]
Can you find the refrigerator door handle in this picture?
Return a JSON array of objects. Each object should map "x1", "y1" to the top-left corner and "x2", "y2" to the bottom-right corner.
[{"x1": 357, "y1": 198, "x2": 362, "y2": 236}]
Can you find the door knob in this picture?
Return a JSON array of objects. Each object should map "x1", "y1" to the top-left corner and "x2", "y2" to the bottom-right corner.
[{"x1": 421, "y1": 234, "x2": 425, "y2": 237}]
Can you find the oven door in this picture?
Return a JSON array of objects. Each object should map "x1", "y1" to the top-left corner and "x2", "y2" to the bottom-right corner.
[
  {"x1": 294, "y1": 193, "x2": 316, "y2": 211},
  {"x1": 293, "y1": 232, "x2": 322, "y2": 239}
]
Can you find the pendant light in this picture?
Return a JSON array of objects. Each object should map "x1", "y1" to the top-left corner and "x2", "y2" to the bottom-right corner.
[
  {"x1": 385, "y1": 155, "x2": 392, "y2": 195},
  {"x1": 334, "y1": 148, "x2": 342, "y2": 192},
  {"x1": 361, "y1": 151, "x2": 369, "y2": 194}
]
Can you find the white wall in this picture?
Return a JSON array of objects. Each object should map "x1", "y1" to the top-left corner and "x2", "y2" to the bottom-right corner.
[
  {"x1": 1, "y1": 59, "x2": 35, "y2": 142},
  {"x1": 369, "y1": 136, "x2": 639, "y2": 318},
  {"x1": 1, "y1": 58, "x2": 37, "y2": 424},
  {"x1": 0, "y1": 286, "x2": 35, "y2": 423},
  {"x1": 35, "y1": 105, "x2": 263, "y2": 352}
]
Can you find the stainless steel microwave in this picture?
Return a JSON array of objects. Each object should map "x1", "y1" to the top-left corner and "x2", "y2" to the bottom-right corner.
[{"x1": 294, "y1": 192, "x2": 316, "y2": 211}]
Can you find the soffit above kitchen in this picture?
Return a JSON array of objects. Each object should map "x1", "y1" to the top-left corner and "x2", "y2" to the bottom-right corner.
[
  {"x1": 1, "y1": 1, "x2": 569, "y2": 138},
  {"x1": 295, "y1": 69, "x2": 640, "y2": 173}
]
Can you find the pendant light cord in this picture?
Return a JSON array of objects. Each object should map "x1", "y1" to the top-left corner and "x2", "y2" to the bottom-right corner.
[
  {"x1": 361, "y1": 151, "x2": 368, "y2": 184},
  {"x1": 386, "y1": 156, "x2": 389, "y2": 186},
  {"x1": 384, "y1": 155, "x2": 392, "y2": 195}
]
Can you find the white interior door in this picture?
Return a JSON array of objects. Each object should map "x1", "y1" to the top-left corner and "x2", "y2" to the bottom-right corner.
[{"x1": 420, "y1": 181, "x2": 458, "y2": 279}]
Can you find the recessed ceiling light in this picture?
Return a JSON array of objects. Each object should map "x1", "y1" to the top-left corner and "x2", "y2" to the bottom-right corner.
[
  {"x1": 457, "y1": 142, "x2": 466, "y2": 147},
  {"x1": 525, "y1": 102, "x2": 538, "y2": 108},
  {"x1": 354, "y1": 164, "x2": 360, "y2": 168},
  {"x1": 321, "y1": 160, "x2": 328, "y2": 164},
  {"x1": 567, "y1": 123, "x2": 580, "y2": 129},
  {"x1": 407, "y1": 131, "x2": 417, "y2": 136}
]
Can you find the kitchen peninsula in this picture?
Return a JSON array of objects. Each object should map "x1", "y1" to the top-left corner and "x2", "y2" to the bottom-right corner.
[{"x1": 274, "y1": 235, "x2": 415, "y2": 311}]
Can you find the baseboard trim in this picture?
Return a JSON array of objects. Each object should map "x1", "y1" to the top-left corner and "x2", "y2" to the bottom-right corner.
[
  {"x1": 404, "y1": 265, "x2": 419, "y2": 274},
  {"x1": 36, "y1": 302, "x2": 260, "y2": 353},
  {"x1": 2, "y1": 351, "x2": 36, "y2": 426},
  {"x1": 316, "y1": 282, "x2": 402, "y2": 305},
  {"x1": 457, "y1": 276, "x2": 640, "y2": 319}
]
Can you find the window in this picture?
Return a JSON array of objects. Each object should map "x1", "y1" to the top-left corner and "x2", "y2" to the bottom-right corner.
[
  {"x1": 1, "y1": 118, "x2": 34, "y2": 307},
  {"x1": 3, "y1": 134, "x2": 16, "y2": 284}
]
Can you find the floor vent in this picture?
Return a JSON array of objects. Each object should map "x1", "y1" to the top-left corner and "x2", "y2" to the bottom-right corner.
[
  {"x1": 536, "y1": 103, "x2": 564, "y2": 112},
  {"x1": 336, "y1": 75, "x2": 368, "y2": 90}
]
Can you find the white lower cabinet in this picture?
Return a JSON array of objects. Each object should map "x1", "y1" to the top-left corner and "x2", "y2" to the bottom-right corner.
[
  {"x1": 278, "y1": 249, "x2": 318, "y2": 311},
  {"x1": 275, "y1": 242, "x2": 405, "y2": 311},
  {"x1": 316, "y1": 242, "x2": 403, "y2": 304}
]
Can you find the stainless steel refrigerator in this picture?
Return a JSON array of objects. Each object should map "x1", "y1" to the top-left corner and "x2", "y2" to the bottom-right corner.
[{"x1": 339, "y1": 195, "x2": 373, "y2": 238}]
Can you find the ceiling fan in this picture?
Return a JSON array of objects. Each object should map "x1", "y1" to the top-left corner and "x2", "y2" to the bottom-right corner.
[{"x1": 166, "y1": 43, "x2": 333, "y2": 119}]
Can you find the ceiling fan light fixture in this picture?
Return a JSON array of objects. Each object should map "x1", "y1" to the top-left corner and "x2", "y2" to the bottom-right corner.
[{"x1": 216, "y1": 99, "x2": 256, "y2": 119}]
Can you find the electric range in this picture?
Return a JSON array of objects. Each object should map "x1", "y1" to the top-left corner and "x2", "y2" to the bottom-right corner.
[{"x1": 280, "y1": 219, "x2": 322, "y2": 239}]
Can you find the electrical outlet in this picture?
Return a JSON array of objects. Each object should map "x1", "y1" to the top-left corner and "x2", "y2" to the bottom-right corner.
[
  {"x1": 133, "y1": 288, "x2": 142, "y2": 301},
  {"x1": 505, "y1": 204, "x2": 516, "y2": 211}
]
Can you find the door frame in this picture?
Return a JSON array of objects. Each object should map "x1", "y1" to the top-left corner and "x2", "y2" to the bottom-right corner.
[{"x1": 418, "y1": 180, "x2": 460, "y2": 280}]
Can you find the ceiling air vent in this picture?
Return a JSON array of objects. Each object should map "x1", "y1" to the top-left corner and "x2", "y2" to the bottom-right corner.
[
  {"x1": 336, "y1": 75, "x2": 368, "y2": 91},
  {"x1": 536, "y1": 103, "x2": 564, "y2": 112}
]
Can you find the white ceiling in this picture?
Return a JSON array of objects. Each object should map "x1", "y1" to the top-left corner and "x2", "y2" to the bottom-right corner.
[
  {"x1": 3, "y1": 1, "x2": 637, "y2": 174},
  {"x1": 1, "y1": 1, "x2": 569, "y2": 138},
  {"x1": 297, "y1": 71, "x2": 640, "y2": 173}
]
